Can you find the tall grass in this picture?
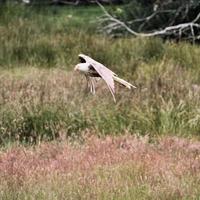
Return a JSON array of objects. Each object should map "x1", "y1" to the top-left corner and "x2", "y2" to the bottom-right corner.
[
  {"x1": 1, "y1": 136, "x2": 200, "y2": 199},
  {"x1": 0, "y1": 4, "x2": 200, "y2": 144},
  {"x1": 0, "y1": 4, "x2": 101, "y2": 68}
]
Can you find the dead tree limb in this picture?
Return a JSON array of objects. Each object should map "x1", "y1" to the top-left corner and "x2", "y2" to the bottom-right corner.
[{"x1": 97, "y1": 1, "x2": 200, "y2": 42}]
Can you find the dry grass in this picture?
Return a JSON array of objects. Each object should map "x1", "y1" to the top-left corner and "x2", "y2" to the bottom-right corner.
[
  {"x1": 1, "y1": 5, "x2": 200, "y2": 199},
  {"x1": 0, "y1": 135, "x2": 200, "y2": 199},
  {"x1": 1, "y1": 5, "x2": 200, "y2": 144},
  {"x1": 0, "y1": 62, "x2": 200, "y2": 144}
]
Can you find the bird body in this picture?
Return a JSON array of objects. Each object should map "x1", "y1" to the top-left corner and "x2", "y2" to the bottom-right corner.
[
  {"x1": 74, "y1": 54, "x2": 136, "y2": 102},
  {"x1": 74, "y1": 63, "x2": 90, "y2": 74},
  {"x1": 75, "y1": 63, "x2": 100, "y2": 77}
]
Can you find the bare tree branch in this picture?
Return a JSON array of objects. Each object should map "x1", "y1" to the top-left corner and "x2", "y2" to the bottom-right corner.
[{"x1": 97, "y1": 0, "x2": 200, "y2": 42}]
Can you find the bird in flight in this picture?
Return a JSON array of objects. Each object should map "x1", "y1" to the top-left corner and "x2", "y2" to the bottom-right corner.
[{"x1": 74, "y1": 54, "x2": 136, "y2": 102}]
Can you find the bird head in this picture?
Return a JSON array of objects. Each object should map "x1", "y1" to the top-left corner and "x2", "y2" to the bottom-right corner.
[{"x1": 74, "y1": 63, "x2": 90, "y2": 74}]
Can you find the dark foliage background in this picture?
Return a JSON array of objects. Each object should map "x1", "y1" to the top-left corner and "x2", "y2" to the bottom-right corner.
[{"x1": 100, "y1": 0, "x2": 200, "y2": 42}]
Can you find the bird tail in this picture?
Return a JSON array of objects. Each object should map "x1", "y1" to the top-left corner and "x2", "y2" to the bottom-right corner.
[{"x1": 113, "y1": 76, "x2": 136, "y2": 89}]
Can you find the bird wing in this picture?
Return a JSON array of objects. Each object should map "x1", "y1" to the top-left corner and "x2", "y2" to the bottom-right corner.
[{"x1": 79, "y1": 54, "x2": 116, "y2": 102}]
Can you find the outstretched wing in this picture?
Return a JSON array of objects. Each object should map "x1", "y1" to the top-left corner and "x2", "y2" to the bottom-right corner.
[{"x1": 79, "y1": 54, "x2": 116, "y2": 102}]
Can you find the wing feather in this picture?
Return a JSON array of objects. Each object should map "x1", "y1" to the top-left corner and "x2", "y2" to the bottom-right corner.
[{"x1": 79, "y1": 54, "x2": 116, "y2": 101}]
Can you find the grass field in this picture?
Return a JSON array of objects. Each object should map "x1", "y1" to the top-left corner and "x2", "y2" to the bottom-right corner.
[
  {"x1": 1, "y1": 135, "x2": 200, "y2": 199},
  {"x1": 0, "y1": 3, "x2": 200, "y2": 199}
]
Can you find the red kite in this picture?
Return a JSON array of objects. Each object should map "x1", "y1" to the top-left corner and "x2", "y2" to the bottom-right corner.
[{"x1": 74, "y1": 54, "x2": 136, "y2": 102}]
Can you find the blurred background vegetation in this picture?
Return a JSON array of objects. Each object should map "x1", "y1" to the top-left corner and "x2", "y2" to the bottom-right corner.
[{"x1": 0, "y1": 1, "x2": 200, "y2": 144}]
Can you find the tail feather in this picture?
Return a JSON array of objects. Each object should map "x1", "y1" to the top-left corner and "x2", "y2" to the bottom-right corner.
[{"x1": 113, "y1": 76, "x2": 136, "y2": 89}]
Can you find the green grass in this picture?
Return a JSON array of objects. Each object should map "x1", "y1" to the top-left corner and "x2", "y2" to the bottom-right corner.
[
  {"x1": 1, "y1": 4, "x2": 200, "y2": 199},
  {"x1": 3, "y1": 167, "x2": 197, "y2": 200},
  {"x1": 0, "y1": 4, "x2": 102, "y2": 68},
  {"x1": 0, "y1": 4, "x2": 200, "y2": 144}
]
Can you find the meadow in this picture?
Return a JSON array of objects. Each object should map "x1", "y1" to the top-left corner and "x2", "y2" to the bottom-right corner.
[{"x1": 0, "y1": 3, "x2": 200, "y2": 199}]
